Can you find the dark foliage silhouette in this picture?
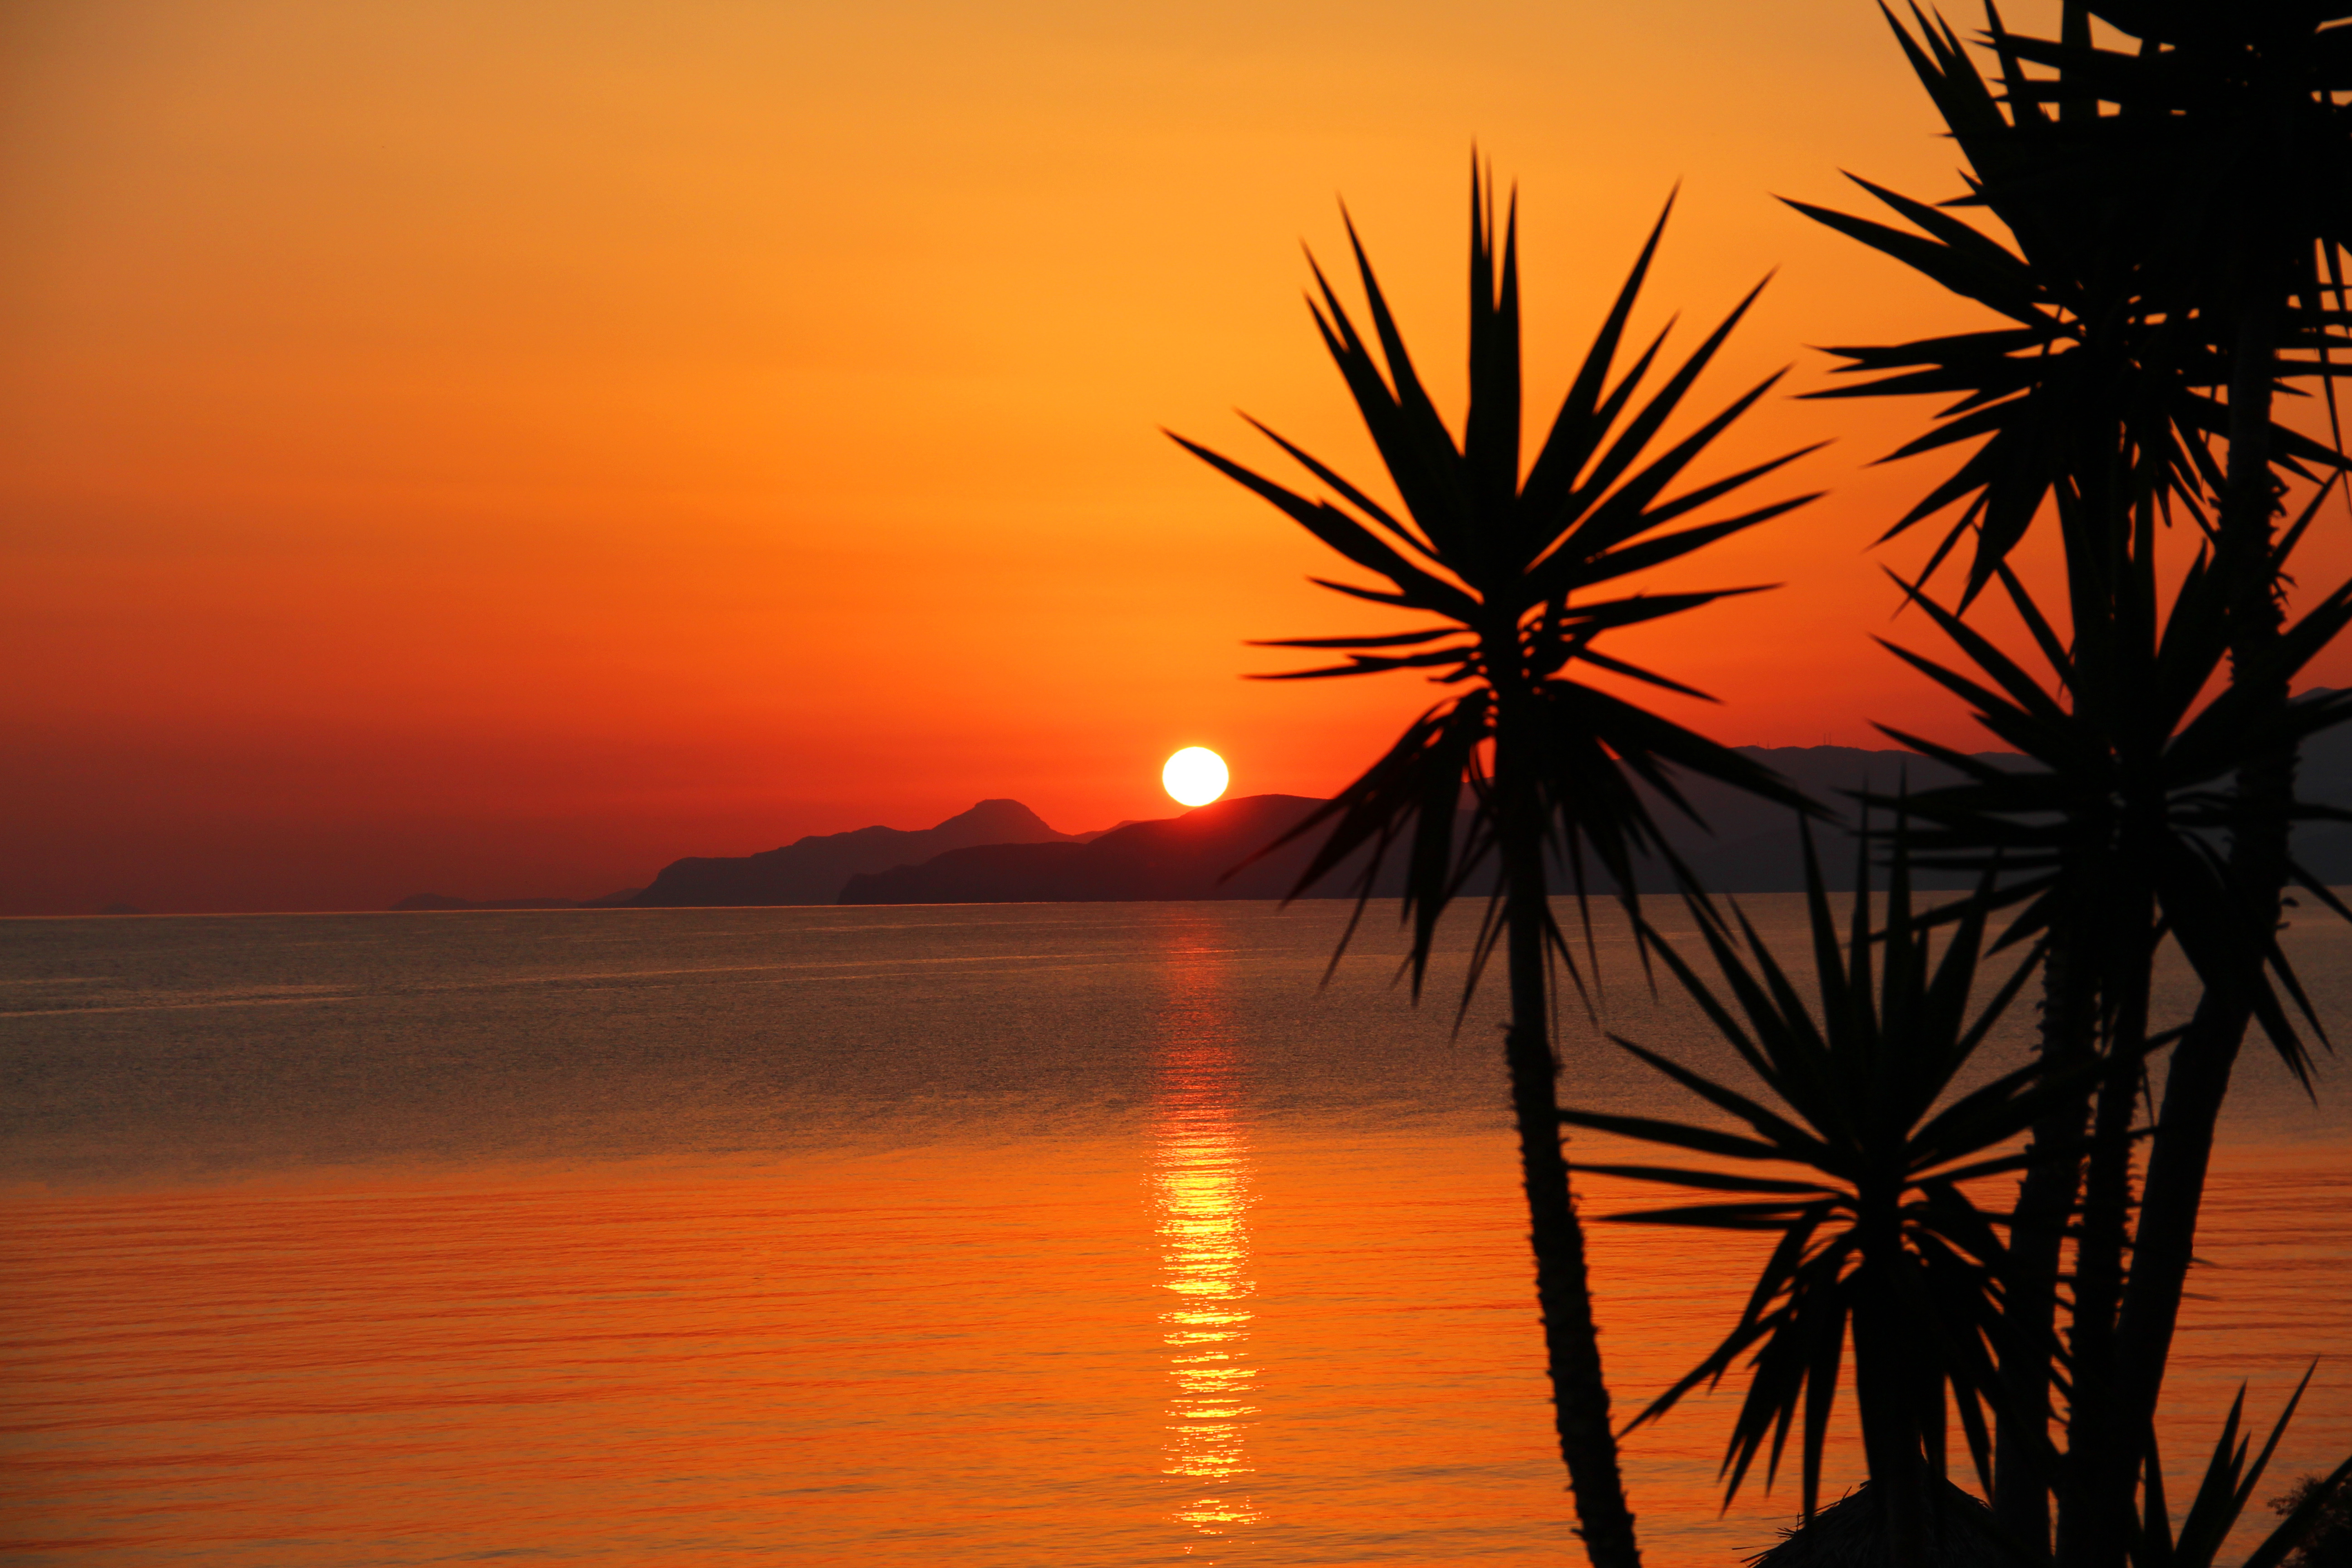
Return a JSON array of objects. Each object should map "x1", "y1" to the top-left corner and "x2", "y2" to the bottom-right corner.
[
  {"x1": 1780, "y1": 6, "x2": 2352, "y2": 1564},
  {"x1": 2266, "y1": 1464, "x2": 2352, "y2": 1568},
  {"x1": 1172, "y1": 7, "x2": 2352, "y2": 1560},
  {"x1": 1560, "y1": 823, "x2": 2055, "y2": 1559},
  {"x1": 1172, "y1": 167, "x2": 1821, "y2": 1568}
]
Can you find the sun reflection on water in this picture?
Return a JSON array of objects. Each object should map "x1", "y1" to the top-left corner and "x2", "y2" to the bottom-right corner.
[{"x1": 1150, "y1": 932, "x2": 1261, "y2": 1545}]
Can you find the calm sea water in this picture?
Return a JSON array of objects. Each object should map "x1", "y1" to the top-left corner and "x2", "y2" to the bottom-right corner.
[{"x1": 3, "y1": 900, "x2": 2347, "y2": 1566}]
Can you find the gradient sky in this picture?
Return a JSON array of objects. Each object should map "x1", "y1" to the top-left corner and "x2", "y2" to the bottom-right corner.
[{"x1": 8, "y1": 0, "x2": 2346, "y2": 914}]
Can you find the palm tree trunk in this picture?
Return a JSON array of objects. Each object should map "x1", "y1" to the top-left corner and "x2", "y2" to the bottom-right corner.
[
  {"x1": 2056, "y1": 1086, "x2": 2135, "y2": 1568},
  {"x1": 1855, "y1": 1197, "x2": 1927, "y2": 1562},
  {"x1": 2111, "y1": 990, "x2": 2244, "y2": 1442},
  {"x1": 2058, "y1": 945, "x2": 2149, "y2": 1568},
  {"x1": 1997, "y1": 933, "x2": 2094, "y2": 1555},
  {"x1": 2112, "y1": 286, "x2": 2288, "y2": 1480},
  {"x1": 1495, "y1": 719, "x2": 1642, "y2": 1568}
]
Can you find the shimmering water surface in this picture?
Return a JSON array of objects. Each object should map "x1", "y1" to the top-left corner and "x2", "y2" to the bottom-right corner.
[{"x1": 4, "y1": 900, "x2": 2348, "y2": 1565}]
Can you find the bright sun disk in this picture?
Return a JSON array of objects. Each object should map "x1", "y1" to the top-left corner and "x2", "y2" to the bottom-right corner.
[{"x1": 1162, "y1": 747, "x2": 1229, "y2": 808}]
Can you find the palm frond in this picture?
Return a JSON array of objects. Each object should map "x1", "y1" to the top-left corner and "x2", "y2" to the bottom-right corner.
[
  {"x1": 1175, "y1": 168, "x2": 1823, "y2": 993},
  {"x1": 1561, "y1": 824, "x2": 2046, "y2": 1515}
]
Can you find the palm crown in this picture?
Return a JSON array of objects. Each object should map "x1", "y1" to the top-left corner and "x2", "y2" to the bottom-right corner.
[{"x1": 1170, "y1": 172, "x2": 1823, "y2": 990}]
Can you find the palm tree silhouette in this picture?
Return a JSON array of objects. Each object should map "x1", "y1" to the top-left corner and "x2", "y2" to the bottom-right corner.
[
  {"x1": 1171, "y1": 167, "x2": 1820, "y2": 1568},
  {"x1": 1787, "y1": 7, "x2": 2352, "y2": 1563},
  {"x1": 1561, "y1": 820, "x2": 2054, "y2": 1561}
]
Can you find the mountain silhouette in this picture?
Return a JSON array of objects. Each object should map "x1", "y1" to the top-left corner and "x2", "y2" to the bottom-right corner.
[
  {"x1": 628, "y1": 798, "x2": 1078, "y2": 907},
  {"x1": 442, "y1": 717, "x2": 2352, "y2": 914},
  {"x1": 1631, "y1": 744, "x2": 1989, "y2": 891},
  {"x1": 839, "y1": 794, "x2": 1349, "y2": 904},
  {"x1": 835, "y1": 753, "x2": 1994, "y2": 906},
  {"x1": 2278, "y1": 696, "x2": 2352, "y2": 886},
  {"x1": 832, "y1": 735, "x2": 2352, "y2": 905}
]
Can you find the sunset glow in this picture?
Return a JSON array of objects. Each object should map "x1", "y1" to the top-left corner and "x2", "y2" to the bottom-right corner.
[
  {"x1": 9, "y1": 0, "x2": 2350, "y2": 920},
  {"x1": 0, "y1": 0, "x2": 2116, "y2": 914}
]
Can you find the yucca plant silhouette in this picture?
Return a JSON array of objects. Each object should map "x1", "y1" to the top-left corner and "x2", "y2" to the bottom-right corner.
[
  {"x1": 1786, "y1": 6, "x2": 2351, "y2": 609},
  {"x1": 1951, "y1": 22, "x2": 2352, "y2": 1562},
  {"x1": 1170, "y1": 169, "x2": 1821, "y2": 1568},
  {"x1": 1789, "y1": 11, "x2": 2352, "y2": 1562},
  {"x1": 1559, "y1": 824, "x2": 2059, "y2": 1564},
  {"x1": 1871, "y1": 513, "x2": 2352, "y2": 1566},
  {"x1": 2133, "y1": 1372, "x2": 2352, "y2": 1568}
]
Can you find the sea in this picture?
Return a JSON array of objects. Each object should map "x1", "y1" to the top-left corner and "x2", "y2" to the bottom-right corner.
[{"x1": 3, "y1": 898, "x2": 2347, "y2": 1567}]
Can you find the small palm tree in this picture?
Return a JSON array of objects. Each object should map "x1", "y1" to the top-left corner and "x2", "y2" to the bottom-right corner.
[
  {"x1": 1559, "y1": 825, "x2": 2060, "y2": 1562},
  {"x1": 1171, "y1": 167, "x2": 1821, "y2": 1568}
]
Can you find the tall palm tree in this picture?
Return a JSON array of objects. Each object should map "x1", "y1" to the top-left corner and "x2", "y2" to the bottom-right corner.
[
  {"x1": 1872, "y1": 515, "x2": 2352, "y2": 1567},
  {"x1": 1784, "y1": 8, "x2": 2352, "y2": 1561},
  {"x1": 1977, "y1": 23, "x2": 2352, "y2": 1546},
  {"x1": 1170, "y1": 168, "x2": 1821, "y2": 1568}
]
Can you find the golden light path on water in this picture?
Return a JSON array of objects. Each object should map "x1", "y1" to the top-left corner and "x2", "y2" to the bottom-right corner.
[{"x1": 1151, "y1": 926, "x2": 1262, "y2": 1550}]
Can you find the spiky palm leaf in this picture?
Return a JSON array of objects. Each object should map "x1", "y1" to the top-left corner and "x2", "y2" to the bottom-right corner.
[
  {"x1": 1983, "y1": 1, "x2": 2352, "y2": 341},
  {"x1": 1171, "y1": 175, "x2": 1821, "y2": 998},
  {"x1": 1861, "y1": 488, "x2": 2352, "y2": 1568},
  {"x1": 1785, "y1": 10, "x2": 2352, "y2": 1563},
  {"x1": 1558, "y1": 825, "x2": 2068, "y2": 1522},
  {"x1": 1959, "y1": 22, "x2": 2352, "y2": 1563},
  {"x1": 1870, "y1": 490, "x2": 2352, "y2": 1086},
  {"x1": 2132, "y1": 1371, "x2": 2352, "y2": 1568},
  {"x1": 1784, "y1": 5, "x2": 2352, "y2": 603}
]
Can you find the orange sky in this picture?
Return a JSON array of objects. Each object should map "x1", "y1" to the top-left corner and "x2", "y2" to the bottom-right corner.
[{"x1": 7, "y1": 0, "x2": 2348, "y2": 914}]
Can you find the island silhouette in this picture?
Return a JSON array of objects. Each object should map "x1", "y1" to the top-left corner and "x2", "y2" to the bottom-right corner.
[{"x1": 390, "y1": 720, "x2": 2352, "y2": 911}]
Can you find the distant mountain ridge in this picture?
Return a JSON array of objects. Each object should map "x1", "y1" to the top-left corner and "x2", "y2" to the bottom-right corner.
[
  {"x1": 390, "y1": 721, "x2": 2352, "y2": 911},
  {"x1": 840, "y1": 733, "x2": 2352, "y2": 904},
  {"x1": 840, "y1": 795, "x2": 1346, "y2": 904},
  {"x1": 838, "y1": 750, "x2": 1993, "y2": 906},
  {"x1": 626, "y1": 798, "x2": 1080, "y2": 907}
]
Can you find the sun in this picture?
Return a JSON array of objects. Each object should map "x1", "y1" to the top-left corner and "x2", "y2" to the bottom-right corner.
[{"x1": 1162, "y1": 747, "x2": 1229, "y2": 808}]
